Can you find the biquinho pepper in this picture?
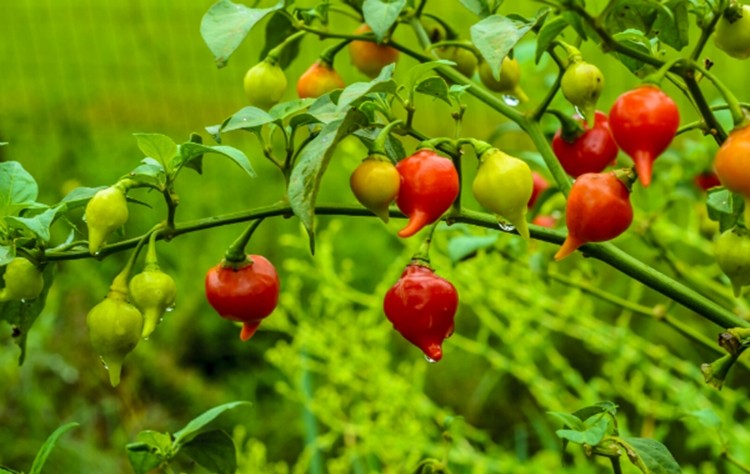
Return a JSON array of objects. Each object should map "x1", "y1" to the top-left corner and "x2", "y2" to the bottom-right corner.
[
  {"x1": 87, "y1": 271, "x2": 144, "y2": 387},
  {"x1": 244, "y1": 59, "x2": 287, "y2": 110},
  {"x1": 472, "y1": 148, "x2": 533, "y2": 239},
  {"x1": 297, "y1": 60, "x2": 345, "y2": 99},
  {"x1": 0, "y1": 257, "x2": 44, "y2": 302},
  {"x1": 478, "y1": 56, "x2": 529, "y2": 103},
  {"x1": 383, "y1": 261, "x2": 458, "y2": 361},
  {"x1": 608, "y1": 85, "x2": 680, "y2": 187},
  {"x1": 350, "y1": 156, "x2": 400, "y2": 223},
  {"x1": 395, "y1": 150, "x2": 459, "y2": 238},
  {"x1": 715, "y1": 226, "x2": 750, "y2": 297},
  {"x1": 85, "y1": 185, "x2": 129, "y2": 255},
  {"x1": 348, "y1": 24, "x2": 400, "y2": 78},
  {"x1": 205, "y1": 255, "x2": 280, "y2": 341},
  {"x1": 129, "y1": 236, "x2": 176, "y2": 338},
  {"x1": 555, "y1": 170, "x2": 634, "y2": 260},
  {"x1": 552, "y1": 111, "x2": 619, "y2": 178}
]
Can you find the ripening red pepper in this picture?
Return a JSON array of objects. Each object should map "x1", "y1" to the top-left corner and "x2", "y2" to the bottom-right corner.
[
  {"x1": 395, "y1": 149, "x2": 459, "y2": 238},
  {"x1": 714, "y1": 124, "x2": 750, "y2": 197},
  {"x1": 694, "y1": 171, "x2": 721, "y2": 191},
  {"x1": 608, "y1": 85, "x2": 679, "y2": 187},
  {"x1": 383, "y1": 262, "x2": 458, "y2": 361},
  {"x1": 555, "y1": 171, "x2": 634, "y2": 260},
  {"x1": 552, "y1": 111, "x2": 619, "y2": 178},
  {"x1": 296, "y1": 60, "x2": 345, "y2": 99},
  {"x1": 205, "y1": 255, "x2": 280, "y2": 341}
]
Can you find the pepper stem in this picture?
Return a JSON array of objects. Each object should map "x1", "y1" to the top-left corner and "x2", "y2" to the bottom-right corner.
[
  {"x1": 224, "y1": 219, "x2": 265, "y2": 266},
  {"x1": 456, "y1": 138, "x2": 493, "y2": 158},
  {"x1": 266, "y1": 30, "x2": 307, "y2": 63},
  {"x1": 372, "y1": 120, "x2": 403, "y2": 156},
  {"x1": 545, "y1": 109, "x2": 585, "y2": 142},
  {"x1": 411, "y1": 221, "x2": 440, "y2": 266},
  {"x1": 319, "y1": 39, "x2": 351, "y2": 66},
  {"x1": 111, "y1": 225, "x2": 163, "y2": 298}
]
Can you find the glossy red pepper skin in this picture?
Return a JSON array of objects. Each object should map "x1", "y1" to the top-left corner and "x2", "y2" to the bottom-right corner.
[
  {"x1": 528, "y1": 172, "x2": 550, "y2": 208},
  {"x1": 552, "y1": 111, "x2": 619, "y2": 178},
  {"x1": 608, "y1": 85, "x2": 679, "y2": 187},
  {"x1": 395, "y1": 150, "x2": 459, "y2": 238},
  {"x1": 205, "y1": 255, "x2": 280, "y2": 341},
  {"x1": 383, "y1": 263, "x2": 458, "y2": 361},
  {"x1": 555, "y1": 172, "x2": 633, "y2": 260}
]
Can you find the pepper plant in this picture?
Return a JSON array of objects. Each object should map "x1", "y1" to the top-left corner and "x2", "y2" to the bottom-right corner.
[{"x1": 4, "y1": 0, "x2": 750, "y2": 472}]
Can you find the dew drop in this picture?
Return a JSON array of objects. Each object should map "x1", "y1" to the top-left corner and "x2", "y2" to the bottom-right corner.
[
  {"x1": 502, "y1": 94, "x2": 520, "y2": 106},
  {"x1": 82, "y1": 215, "x2": 87, "y2": 223},
  {"x1": 20, "y1": 298, "x2": 27, "y2": 304},
  {"x1": 165, "y1": 304, "x2": 175, "y2": 313},
  {"x1": 93, "y1": 251, "x2": 101, "y2": 257},
  {"x1": 99, "y1": 357, "x2": 108, "y2": 370},
  {"x1": 424, "y1": 355, "x2": 437, "y2": 364},
  {"x1": 498, "y1": 221, "x2": 515, "y2": 232}
]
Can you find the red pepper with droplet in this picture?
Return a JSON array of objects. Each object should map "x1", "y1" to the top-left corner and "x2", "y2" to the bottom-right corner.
[{"x1": 395, "y1": 149, "x2": 459, "y2": 238}]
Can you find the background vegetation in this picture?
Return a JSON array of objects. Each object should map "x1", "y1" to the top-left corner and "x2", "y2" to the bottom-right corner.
[{"x1": 1, "y1": 0, "x2": 749, "y2": 472}]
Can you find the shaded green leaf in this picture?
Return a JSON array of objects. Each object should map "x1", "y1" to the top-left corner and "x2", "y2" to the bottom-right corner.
[
  {"x1": 29, "y1": 422, "x2": 79, "y2": 474},
  {"x1": 126, "y1": 442, "x2": 163, "y2": 474},
  {"x1": 707, "y1": 188, "x2": 741, "y2": 232},
  {"x1": 612, "y1": 29, "x2": 654, "y2": 74},
  {"x1": 572, "y1": 401, "x2": 619, "y2": 422},
  {"x1": 288, "y1": 109, "x2": 368, "y2": 253},
  {"x1": 0, "y1": 246, "x2": 14, "y2": 267},
  {"x1": 686, "y1": 408, "x2": 722, "y2": 429},
  {"x1": 184, "y1": 133, "x2": 204, "y2": 175},
  {"x1": 415, "y1": 77, "x2": 452, "y2": 105},
  {"x1": 260, "y1": 12, "x2": 301, "y2": 68},
  {"x1": 363, "y1": 0, "x2": 406, "y2": 42},
  {"x1": 556, "y1": 416, "x2": 609, "y2": 446},
  {"x1": 535, "y1": 16, "x2": 569, "y2": 63},
  {"x1": 6, "y1": 207, "x2": 59, "y2": 242},
  {"x1": 654, "y1": 0, "x2": 689, "y2": 50},
  {"x1": 181, "y1": 429, "x2": 237, "y2": 474},
  {"x1": 0, "y1": 162, "x2": 38, "y2": 216},
  {"x1": 620, "y1": 437, "x2": 682, "y2": 473},
  {"x1": 353, "y1": 127, "x2": 406, "y2": 162},
  {"x1": 200, "y1": 0, "x2": 285, "y2": 68},
  {"x1": 337, "y1": 65, "x2": 397, "y2": 111},
  {"x1": 269, "y1": 98, "x2": 315, "y2": 121},
  {"x1": 405, "y1": 59, "x2": 455, "y2": 93},
  {"x1": 173, "y1": 401, "x2": 252, "y2": 446},
  {"x1": 471, "y1": 12, "x2": 547, "y2": 79},
  {"x1": 460, "y1": 0, "x2": 491, "y2": 18},
  {"x1": 59, "y1": 186, "x2": 107, "y2": 211},
  {"x1": 136, "y1": 430, "x2": 173, "y2": 454}
]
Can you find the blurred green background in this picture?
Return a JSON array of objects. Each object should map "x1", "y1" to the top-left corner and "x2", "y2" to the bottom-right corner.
[{"x1": 1, "y1": 0, "x2": 750, "y2": 473}]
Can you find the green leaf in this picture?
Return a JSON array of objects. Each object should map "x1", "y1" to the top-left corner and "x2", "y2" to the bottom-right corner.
[
  {"x1": 58, "y1": 186, "x2": 107, "y2": 211},
  {"x1": 0, "y1": 162, "x2": 38, "y2": 216},
  {"x1": 0, "y1": 468, "x2": 20, "y2": 473},
  {"x1": 415, "y1": 77, "x2": 452, "y2": 105},
  {"x1": 1, "y1": 264, "x2": 55, "y2": 364},
  {"x1": 29, "y1": 422, "x2": 79, "y2": 474},
  {"x1": 547, "y1": 411, "x2": 585, "y2": 431},
  {"x1": 619, "y1": 437, "x2": 682, "y2": 473},
  {"x1": 535, "y1": 16, "x2": 569, "y2": 64},
  {"x1": 6, "y1": 207, "x2": 59, "y2": 242},
  {"x1": 447, "y1": 234, "x2": 499, "y2": 263},
  {"x1": 653, "y1": 0, "x2": 689, "y2": 50},
  {"x1": 260, "y1": 12, "x2": 301, "y2": 68},
  {"x1": 353, "y1": 127, "x2": 406, "y2": 162},
  {"x1": 126, "y1": 442, "x2": 163, "y2": 474},
  {"x1": 0, "y1": 246, "x2": 14, "y2": 266},
  {"x1": 362, "y1": 0, "x2": 406, "y2": 42},
  {"x1": 572, "y1": 401, "x2": 619, "y2": 422},
  {"x1": 173, "y1": 401, "x2": 252, "y2": 446},
  {"x1": 136, "y1": 430, "x2": 173, "y2": 455},
  {"x1": 184, "y1": 133, "x2": 204, "y2": 175},
  {"x1": 133, "y1": 133, "x2": 178, "y2": 167},
  {"x1": 612, "y1": 29, "x2": 654, "y2": 74},
  {"x1": 555, "y1": 416, "x2": 610, "y2": 446},
  {"x1": 686, "y1": 408, "x2": 722, "y2": 429},
  {"x1": 336, "y1": 65, "x2": 398, "y2": 111},
  {"x1": 221, "y1": 107, "x2": 274, "y2": 133},
  {"x1": 128, "y1": 159, "x2": 167, "y2": 188},
  {"x1": 269, "y1": 99, "x2": 315, "y2": 122},
  {"x1": 177, "y1": 143, "x2": 256, "y2": 178},
  {"x1": 288, "y1": 109, "x2": 368, "y2": 253},
  {"x1": 707, "y1": 188, "x2": 741, "y2": 232},
  {"x1": 181, "y1": 429, "x2": 237, "y2": 474},
  {"x1": 405, "y1": 59, "x2": 455, "y2": 93},
  {"x1": 460, "y1": 0, "x2": 491, "y2": 18},
  {"x1": 0, "y1": 142, "x2": 8, "y2": 147},
  {"x1": 200, "y1": 0, "x2": 285, "y2": 68},
  {"x1": 471, "y1": 12, "x2": 547, "y2": 80}
]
